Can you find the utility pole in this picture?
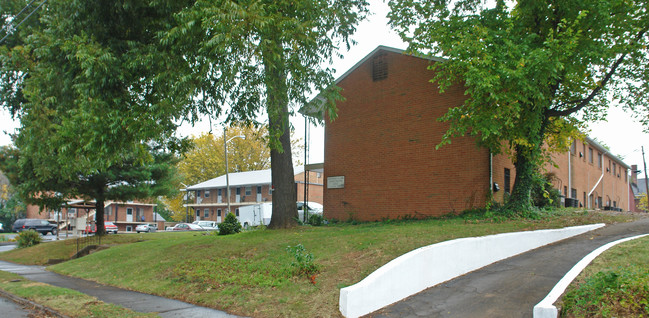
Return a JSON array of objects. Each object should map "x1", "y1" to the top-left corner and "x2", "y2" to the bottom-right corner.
[
  {"x1": 303, "y1": 115, "x2": 309, "y2": 223},
  {"x1": 224, "y1": 128, "x2": 230, "y2": 214},
  {"x1": 224, "y1": 127, "x2": 246, "y2": 215},
  {"x1": 643, "y1": 146, "x2": 649, "y2": 212}
]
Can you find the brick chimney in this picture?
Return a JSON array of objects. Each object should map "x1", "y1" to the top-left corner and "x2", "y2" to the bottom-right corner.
[{"x1": 631, "y1": 165, "x2": 638, "y2": 184}]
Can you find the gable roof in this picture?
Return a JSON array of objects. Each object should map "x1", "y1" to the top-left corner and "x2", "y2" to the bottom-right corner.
[
  {"x1": 300, "y1": 45, "x2": 443, "y2": 119},
  {"x1": 186, "y1": 167, "x2": 306, "y2": 190},
  {"x1": 634, "y1": 178, "x2": 647, "y2": 197}
]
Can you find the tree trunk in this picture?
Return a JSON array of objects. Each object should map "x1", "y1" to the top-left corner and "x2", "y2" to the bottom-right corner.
[
  {"x1": 95, "y1": 198, "x2": 106, "y2": 236},
  {"x1": 267, "y1": 118, "x2": 298, "y2": 229},
  {"x1": 507, "y1": 145, "x2": 536, "y2": 213},
  {"x1": 263, "y1": 39, "x2": 298, "y2": 229},
  {"x1": 506, "y1": 110, "x2": 548, "y2": 214}
]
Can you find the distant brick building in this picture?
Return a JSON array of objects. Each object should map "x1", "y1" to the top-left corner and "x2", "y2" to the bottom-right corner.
[
  {"x1": 184, "y1": 167, "x2": 323, "y2": 223},
  {"x1": 307, "y1": 46, "x2": 630, "y2": 221},
  {"x1": 104, "y1": 201, "x2": 163, "y2": 232},
  {"x1": 25, "y1": 200, "x2": 165, "y2": 233}
]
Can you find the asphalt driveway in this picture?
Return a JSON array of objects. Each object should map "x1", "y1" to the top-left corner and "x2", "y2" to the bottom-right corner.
[{"x1": 368, "y1": 216, "x2": 649, "y2": 318}]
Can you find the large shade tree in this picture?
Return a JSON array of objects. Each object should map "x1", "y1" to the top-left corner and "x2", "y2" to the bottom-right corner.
[
  {"x1": 2, "y1": 144, "x2": 179, "y2": 235},
  {"x1": 388, "y1": 0, "x2": 649, "y2": 212},
  {"x1": 0, "y1": 0, "x2": 192, "y2": 233},
  {"x1": 164, "y1": 0, "x2": 369, "y2": 228}
]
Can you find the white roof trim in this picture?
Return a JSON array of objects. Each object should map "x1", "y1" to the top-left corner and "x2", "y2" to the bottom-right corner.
[{"x1": 584, "y1": 136, "x2": 630, "y2": 169}]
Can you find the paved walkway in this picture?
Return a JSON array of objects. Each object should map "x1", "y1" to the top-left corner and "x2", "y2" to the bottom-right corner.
[
  {"x1": 368, "y1": 216, "x2": 649, "y2": 318},
  {"x1": 0, "y1": 295, "x2": 33, "y2": 317},
  {"x1": 0, "y1": 261, "x2": 239, "y2": 318}
]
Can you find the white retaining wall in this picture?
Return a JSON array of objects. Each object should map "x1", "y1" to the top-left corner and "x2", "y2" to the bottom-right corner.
[
  {"x1": 533, "y1": 233, "x2": 649, "y2": 318},
  {"x1": 339, "y1": 223, "x2": 605, "y2": 318}
]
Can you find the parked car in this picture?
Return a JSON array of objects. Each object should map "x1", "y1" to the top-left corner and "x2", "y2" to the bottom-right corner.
[
  {"x1": 105, "y1": 222, "x2": 118, "y2": 234},
  {"x1": 297, "y1": 201, "x2": 324, "y2": 221},
  {"x1": 135, "y1": 223, "x2": 158, "y2": 233},
  {"x1": 192, "y1": 221, "x2": 219, "y2": 231},
  {"x1": 84, "y1": 222, "x2": 119, "y2": 234},
  {"x1": 12, "y1": 219, "x2": 58, "y2": 235},
  {"x1": 171, "y1": 223, "x2": 204, "y2": 231}
]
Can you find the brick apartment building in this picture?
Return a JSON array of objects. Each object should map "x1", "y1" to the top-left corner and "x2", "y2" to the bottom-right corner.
[
  {"x1": 306, "y1": 46, "x2": 630, "y2": 221},
  {"x1": 103, "y1": 201, "x2": 164, "y2": 232},
  {"x1": 184, "y1": 167, "x2": 323, "y2": 223},
  {"x1": 24, "y1": 200, "x2": 165, "y2": 233}
]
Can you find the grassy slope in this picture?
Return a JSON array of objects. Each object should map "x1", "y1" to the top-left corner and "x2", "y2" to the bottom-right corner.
[
  {"x1": 560, "y1": 235, "x2": 649, "y2": 317},
  {"x1": 0, "y1": 211, "x2": 636, "y2": 317}
]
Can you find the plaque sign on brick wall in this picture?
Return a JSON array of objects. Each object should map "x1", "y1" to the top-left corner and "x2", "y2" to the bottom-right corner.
[{"x1": 327, "y1": 176, "x2": 345, "y2": 189}]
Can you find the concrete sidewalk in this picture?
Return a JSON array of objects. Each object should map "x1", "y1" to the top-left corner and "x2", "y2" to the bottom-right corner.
[
  {"x1": 0, "y1": 261, "x2": 240, "y2": 318},
  {"x1": 369, "y1": 216, "x2": 649, "y2": 318}
]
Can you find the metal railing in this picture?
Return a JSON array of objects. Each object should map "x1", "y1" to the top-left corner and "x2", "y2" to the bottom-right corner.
[{"x1": 67, "y1": 234, "x2": 101, "y2": 258}]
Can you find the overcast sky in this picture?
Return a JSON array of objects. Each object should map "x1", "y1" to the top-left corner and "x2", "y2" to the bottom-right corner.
[{"x1": 1, "y1": 1, "x2": 648, "y2": 171}]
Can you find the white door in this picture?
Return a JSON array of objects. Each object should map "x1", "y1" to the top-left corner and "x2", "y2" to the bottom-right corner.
[{"x1": 126, "y1": 208, "x2": 133, "y2": 222}]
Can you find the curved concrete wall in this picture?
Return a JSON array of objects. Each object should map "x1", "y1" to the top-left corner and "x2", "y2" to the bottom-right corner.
[
  {"x1": 533, "y1": 233, "x2": 649, "y2": 318},
  {"x1": 339, "y1": 223, "x2": 605, "y2": 318}
]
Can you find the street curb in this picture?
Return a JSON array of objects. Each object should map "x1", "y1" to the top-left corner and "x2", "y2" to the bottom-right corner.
[
  {"x1": 533, "y1": 233, "x2": 649, "y2": 318},
  {"x1": 0, "y1": 288, "x2": 70, "y2": 318}
]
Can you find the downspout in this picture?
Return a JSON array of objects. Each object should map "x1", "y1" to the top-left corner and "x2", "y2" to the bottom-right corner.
[
  {"x1": 588, "y1": 150, "x2": 609, "y2": 209},
  {"x1": 489, "y1": 152, "x2": 493, "y2": 199},
  {"x1": 627, "y1": 170, "x2": 630, "y2": 211},
  {"x1": 568, "y1": 144, "x2": 572, "y2": 198}
]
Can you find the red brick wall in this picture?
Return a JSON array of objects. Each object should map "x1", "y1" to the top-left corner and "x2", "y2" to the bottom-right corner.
[
  {"x1": 491, "y1": 152, "x2": 516, "y2": 203},
  {"x1": 195, "y1": 185, "x2": 274, "y2": 205},
  {"x1": 324, "y1": 50, "x2": 490, "y2": 221},
  {"x1": 491, "y1": 139, "x2": 629, "y2": 210},
  {"x1": 559, "y1": 139, "x2": 629, "y2": 210},
  {"x1": 25, "y1": 205, "x2": 43, "y2": 219},
  {"x1": 295, "y1": 171, "x2": 324, "y2": 204},
  {"x1": 323, "y1": 49, "x2": 631, "y2": 221},
  {"x1": 105, "y1": 203, "x2": 155, "y2": 222}
]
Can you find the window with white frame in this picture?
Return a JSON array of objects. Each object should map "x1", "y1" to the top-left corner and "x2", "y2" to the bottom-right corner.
[{"x1": 204, "y1": 209, "x2": 209, "y2": 218}]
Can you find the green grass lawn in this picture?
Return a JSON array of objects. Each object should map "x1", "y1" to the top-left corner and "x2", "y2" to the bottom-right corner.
[
  {"x1": 0, "y1": 271, "x2": 157, "y2": 317},
  {"x1": 560, "y1": 235, "x2": 649, "y2": 317},
  {"x1": 0, "y1": 210, "x2": 637, "y2": 317}
]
